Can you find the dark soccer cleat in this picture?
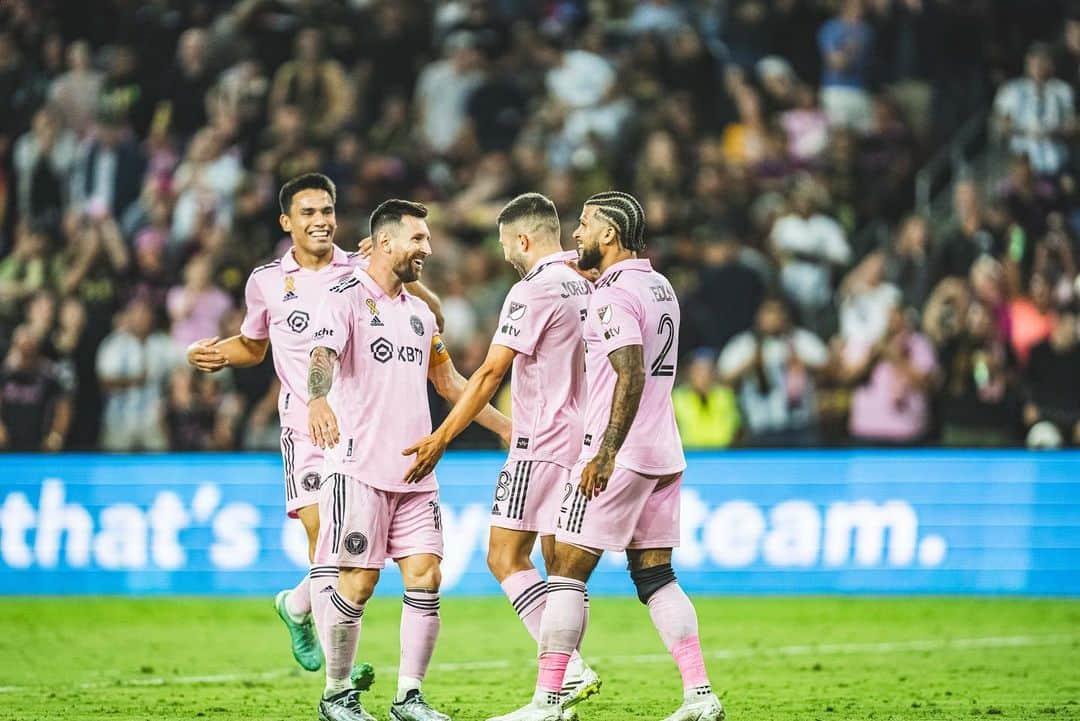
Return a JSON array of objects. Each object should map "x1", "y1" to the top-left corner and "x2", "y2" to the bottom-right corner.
[
  {"x1": 390, "y1": 688, "x2": 452, "y2": 721},
  {"x1": 319, "y1": 689, "x2": 377, "y2": 721}
]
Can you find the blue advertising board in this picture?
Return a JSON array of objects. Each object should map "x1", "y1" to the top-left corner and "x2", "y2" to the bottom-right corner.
[{"x1": 1, "y1": 451, "x2": 1077, "y2": 596}]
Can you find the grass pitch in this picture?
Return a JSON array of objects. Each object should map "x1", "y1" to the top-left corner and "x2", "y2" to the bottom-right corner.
[{"x1": 0, "y1": 596, "x2": 1076, "y2": 720}]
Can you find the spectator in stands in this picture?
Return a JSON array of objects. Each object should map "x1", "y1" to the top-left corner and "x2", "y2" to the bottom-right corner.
[
  {"x1": 0, "y1": 223, "x2": 51, "y2": 326},
  {"x1": 993, "y1": 42, "x2": 1076, "y2": 177},
  {"x1": 414, "y1": 31, "x2": 486, "y2": 158},
  {"x1": 1010, "y1": 271, "x2": 1058, "y2": 365},
  {"x1": 69, "y1": 111, "x2": 146, "y2": 220},
  {"x1": 95, "y1": 297, "x2": 177, "y2": 451},
  {"x1": 672, "y1": 349, "x2": 740, "y2": 449},
  {"x1": 13, "y1": 104, "x2": 78, "y2": 224},
  {"x1": 769, "y1": 178, "x2": 852, "y2": 333},
  {"x1": 158, "y1": 28, "x2": 215, "y2": 141},
  {"x1": 838, "y1": 250, "x2": 903, "y2": 345},
  {"x1": 882, "y1": 214, "x2": 933, "y2": 309},
  {"x1": 170, "y1": 127, "x2": 243, "y2": 244},
  {"x1": 840, "y1": 304, "x2": 937, "y2": 446},
  {"x1": 50, "y1": 295, "x2": 99, "y2": 450},
  {"x1": 167, "y1": 254, "x2": 233, "y2": 350},
  {"x1": 1053, "y1": 10, "x2": 1080, "y2": 90},
  {"x1": 47, "y1": 40, "x2": 103, "y2": 137},
  {"x1": 163, "y1": 367, "x2": 242, "y2": 451},
  {"x1": 52, "y1": 215, "x2": 129, "y2": 339},
  {"x1": 931, "y1": 180, "x2": 1000, "y2": 286},
  {"x1": 1023, "y1": 311, "x2": 1080, "y2": 447},
  {"x1": 818, "y1": 0, "x2": 875, "y2": 134},
  {"x1": 937, "y1": 300, "x2": 1020, "y2": 447},
  {"x1": 719, "y1": 297, "x2": 829, "y2": 447},
  {"x1": 268, "y1": 27, "x2": 353, "y2": 142},
  {"x1": 682, "y1": 231, "x2": 766, "y2": 354},
  {"x1": 0, "y1": 324, "x2": 71, "y2": 451}
]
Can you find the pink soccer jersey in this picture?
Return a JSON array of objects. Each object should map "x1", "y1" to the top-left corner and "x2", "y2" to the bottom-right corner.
[
  {"x1": 240, "y1": 245, "x2": 367, "y2": 431},
  {"x1": 491, "y1": 250, "x2": 590, "y2": 466},
  {"x1": 310, "y1": 267, "x2": 449, "y2": 493},
  {"x1": 580, "y1": 258, "x2": 686, "y2": 475}
]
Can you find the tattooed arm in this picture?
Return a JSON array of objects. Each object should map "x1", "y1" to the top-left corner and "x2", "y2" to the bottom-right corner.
[
  {"x1": 307, "y1": 346, "x2": 339, "y2": 449},
  {"x1": 579, "y1": 344, "x2": 645, "y2": 498}
]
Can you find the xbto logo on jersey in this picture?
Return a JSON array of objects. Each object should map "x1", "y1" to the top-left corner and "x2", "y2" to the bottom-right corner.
[
  {"x1": 371, "y1": 337, "x2": 393, "y2": 363},
  {"x1": 370, "y1": 337, "x2": 425, "y2": 365},
  {"x1": 286, "y1": 310, "x2": 310, "y2": 333}
]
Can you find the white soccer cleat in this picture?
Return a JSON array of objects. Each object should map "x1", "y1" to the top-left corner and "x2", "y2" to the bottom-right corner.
[
  {"x1": 559, "y1": 661, "x2": 601, "y2": 714},
  {"x1": 658, "y1": 692, "x2": 725, "y2": 721},
  {"x1": 486, "y1": 701, "x2": 562, "y2": 721}
]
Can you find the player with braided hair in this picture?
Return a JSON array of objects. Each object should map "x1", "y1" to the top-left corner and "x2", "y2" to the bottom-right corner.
[{"x1": 488, "y1": 192, "x2": 724, "y2": 721}]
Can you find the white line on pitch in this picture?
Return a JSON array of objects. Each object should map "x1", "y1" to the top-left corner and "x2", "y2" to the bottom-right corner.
[{"x1": 1, "y1": 633, "x2": 1075, "y2": 694}]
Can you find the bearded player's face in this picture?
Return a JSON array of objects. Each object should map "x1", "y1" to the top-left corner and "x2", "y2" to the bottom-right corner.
[
  {"x1": 387, "y1": 215, "x2": 432, "y2": 283},
  {"x1": 572, "y1": 204, "x2": 606, "y2": 271}
]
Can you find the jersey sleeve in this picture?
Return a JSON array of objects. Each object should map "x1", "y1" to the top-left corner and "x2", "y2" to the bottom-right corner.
[
  {"x1": 239, "y1": 273, "x2": 270, "y2": 340},
  {"x1": 587, "y1": 285, "x2": 643, "y2": 357},
  {"x1": 310, "y1": 288, "x2": 354, "y2": 358},
  {"x1": 491, "y1": 283, "x2": 556, "y2": 356}
]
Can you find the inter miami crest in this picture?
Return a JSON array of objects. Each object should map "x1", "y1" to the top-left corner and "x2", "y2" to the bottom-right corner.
[
  {"x1": 301, "y1": 472, "x2": 321, "y2": 492},
  {"x1": 344, "y1": 532, "x2": 368, "y2": 555}
]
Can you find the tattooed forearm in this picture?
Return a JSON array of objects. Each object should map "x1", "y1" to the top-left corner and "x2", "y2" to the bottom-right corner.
[
  {"x1": 598, "y1": 345, "x2": 645, "y2": 458},
  {"x1": 308, "y1": 346, "x2": 338, "y2": 401}
]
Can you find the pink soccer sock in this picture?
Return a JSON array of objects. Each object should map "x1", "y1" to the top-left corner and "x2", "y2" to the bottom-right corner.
[
  {"x1": 286, "y1": 570, "x2": 312, "y2": 617},
  {"x1": 325, "y1": 591, "x2": 364, "y2": 687},
  {"x1": 500, "y1": 569, "x2": 547, "y2": 642},
  {"x1": 535, "y1": 576, "x2": 586, "y2": 696},
  {"x1": 399, "y1": 589, "x2": 441, "y2": 682},
  {"x1": 647, "y1": 582, "x2": 710, "y2": 691},
  {"x1": 310, "y1": 565, "x2": 339, "y2": 651}
]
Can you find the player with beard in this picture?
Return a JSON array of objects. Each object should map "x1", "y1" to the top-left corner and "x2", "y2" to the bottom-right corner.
[
  {"x1": 186, "y1": 174, "x2": 443, "y2": 677},
  {"x1": 307, "y1": 199, "x2": 511, "y2": 721},
  {"x1": 488, "y1": 192, "x2": 723, "y2": 721},
  {"x1": 403, "y1": 193, "x2": 600, "y2": 718}
]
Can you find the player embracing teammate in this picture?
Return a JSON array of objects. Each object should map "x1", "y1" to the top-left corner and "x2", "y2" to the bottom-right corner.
[{"x1": 405, "y1": 191, "x2": 723, "y2": 721}]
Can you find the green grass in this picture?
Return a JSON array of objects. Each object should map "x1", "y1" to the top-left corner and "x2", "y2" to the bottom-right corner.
[{"x1": 0, "y1": 597, "x2": 1077, "y2": 720}]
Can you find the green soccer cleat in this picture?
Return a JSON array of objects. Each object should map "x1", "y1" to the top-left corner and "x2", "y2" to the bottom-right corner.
[
  {"x1": 350, "y1": 662, "x2": 375, "y2": 691},
  {"x1": 274, "y1": 589, "x2": 323, "y2": 671}
]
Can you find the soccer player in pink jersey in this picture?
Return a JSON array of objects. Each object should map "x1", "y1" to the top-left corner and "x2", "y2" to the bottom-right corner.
[
  {"x1": 307, "y1": 199, "x2": 511, "y2": 721},
  {"x1": 403, "y1": 193, "x2": 601, "y2": 718},
  {"x1": 185, "y1": 173, "x2": 442, "y2": 675},
  {"x1": 488, "y1": 192, "x2": 724, "y2": 721}
]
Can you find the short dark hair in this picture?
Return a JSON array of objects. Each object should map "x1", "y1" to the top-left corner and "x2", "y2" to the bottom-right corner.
[
  {"x1": 279, "y1": 173, "x2": 337, "y2": 215},
  {"x1": 496, "y1": 193, "x2": 560, "y2": 236},
  {"x1": 369, "y1": 199, "x2": 429, "y2": 237},
  {"x1": 584, "y1": 191, "x2": 647, "y2": 251}
]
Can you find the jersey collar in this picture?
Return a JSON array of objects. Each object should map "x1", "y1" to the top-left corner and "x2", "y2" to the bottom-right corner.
[
  {"x1": 281, "y1": 244, "x2": 352, "y2": 273},
  {"x1": 596, "y1": 257, "x2": 651, "y2": 283},
  {"x1": 533, "y1": 249, "x2": 579, "y2": 271},
  {"x1": 354, "y1": 266, "x2": 407, "y2": 302}
]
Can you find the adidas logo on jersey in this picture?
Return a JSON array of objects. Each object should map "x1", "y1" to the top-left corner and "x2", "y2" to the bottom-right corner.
[
  {"x1": 370, "y1": 315, "x2": 384, "y2": 326},
  {"x1": 491, "y1": 504, "x2": 501, "y2": 516}
]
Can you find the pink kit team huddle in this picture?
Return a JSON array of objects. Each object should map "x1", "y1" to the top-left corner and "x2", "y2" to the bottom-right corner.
[{"x1": 187, "y1": 175, "x2": 723, "y2": 721}]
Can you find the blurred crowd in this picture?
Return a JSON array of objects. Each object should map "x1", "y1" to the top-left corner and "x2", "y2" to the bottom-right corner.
[{"x1": 0, "y1": 0, "x2": 1077, "y2": 452}]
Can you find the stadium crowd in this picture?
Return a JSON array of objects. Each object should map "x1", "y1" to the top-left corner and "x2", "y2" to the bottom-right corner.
[{"x1": 0, "y1": 0, "x2": 1077, "y2": 452}]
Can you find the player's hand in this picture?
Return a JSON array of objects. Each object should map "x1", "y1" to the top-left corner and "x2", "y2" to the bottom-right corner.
[
  {"x1": 565, "y1": 260, "x2": 600, "y2": 283},
  {"x1": 401, "y1": 433, "x2": 448, "y2": 484},
  {"x1": 579, "y1": 451, "x2": 614, "y2": 499},
  {"x1": 358, "y1": 236, "x2": 373, "y2": 259},
  {"x1": 187, "y1": 337, "x2": 228, "y2": 372},
  {"x1": 308, "y1": 397, "x2": 340, "y2": 449}
]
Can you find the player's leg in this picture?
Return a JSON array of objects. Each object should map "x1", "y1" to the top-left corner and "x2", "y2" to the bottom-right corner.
[
  {"x1": 388, "y1": 491, "x2": 449, "y2": 721},
  {"x1": 489, "y1": 526, "x2": 545, "y2": 637},
  {"x1": 274, "y1": 429, "x2": 325, "y2": 671},
  {"x1": 316, "y1": 475, "x2": 387, "y2": 721},
  {"x1": 627, "y1": 475, "x2": 723, "y2": 721}
]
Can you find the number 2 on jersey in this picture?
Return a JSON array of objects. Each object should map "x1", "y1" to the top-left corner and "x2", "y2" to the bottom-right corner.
[{"x1": 651, "y1": 313, "x2": 675, "y2": 377}]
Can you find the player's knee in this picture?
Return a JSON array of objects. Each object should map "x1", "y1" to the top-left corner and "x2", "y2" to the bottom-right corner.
[
  {"x1": 405, "y1": 565, "x2": 442, "y2": 592},
  {"x1": 486, "y1": 544, "x2": 528, "y2": 581},
  {"x1": 338, "y1": 570, "x2": 377, "y2": 604},
  {"x1": 630, "y1": 563, "x2": 676, "y2": 605}
]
